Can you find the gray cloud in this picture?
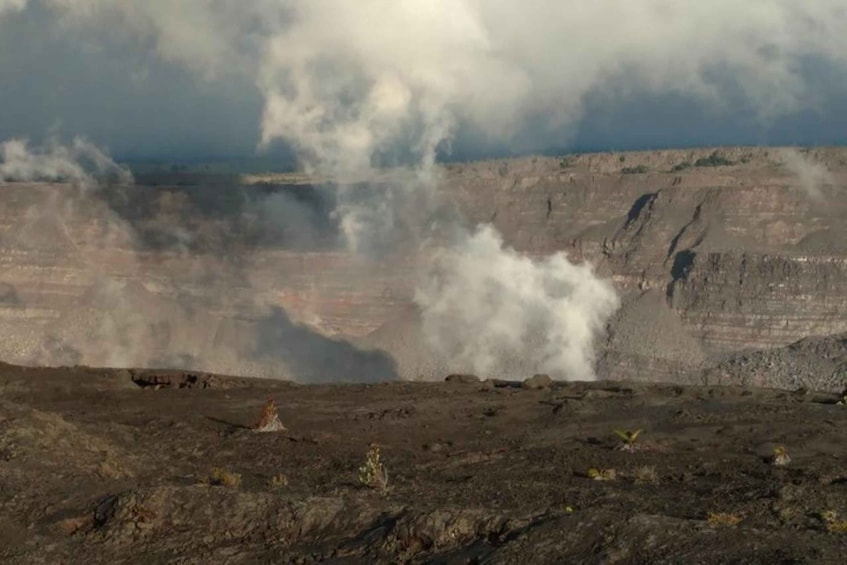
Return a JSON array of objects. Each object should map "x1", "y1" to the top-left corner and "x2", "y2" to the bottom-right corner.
[
  {"x1": 0, "y1": 3, "x2": 265, "y2": 160},
  {"x1": 0, "y1": 0, "x2": 26, "y2": 16},
  {"x1": 2, "y1": 2, "x2": 847, "y2": 160}
]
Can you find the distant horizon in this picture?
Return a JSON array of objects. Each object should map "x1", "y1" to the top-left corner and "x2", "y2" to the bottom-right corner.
[{"x1": 118, "y1": 141, "x2": 847, "y2": 175}]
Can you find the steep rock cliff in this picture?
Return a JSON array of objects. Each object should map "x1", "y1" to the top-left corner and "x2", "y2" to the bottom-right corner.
[{"x1": 1, "y1": 146, "x2": 845, "y2": 383}]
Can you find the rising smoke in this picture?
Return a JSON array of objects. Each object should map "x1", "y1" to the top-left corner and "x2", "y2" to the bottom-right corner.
[
  {"x1": 0, "y1": 138, "x2": 131, "y2": 186},
  {"x1": 777, "y1": 148, "x2": 836, "y2": 203},
  {"x1": 0, "y1": 0, "x2": 25, "y2": 17},
  {"x1": 0, "y1": 138, "x2": 397, "y2": 381},
  {"x1": 6, "y1": 2, "x2": 847, "y2": 379},
  {"x1": 416, "y1": 226, "x2": 619, "y2": 380}
]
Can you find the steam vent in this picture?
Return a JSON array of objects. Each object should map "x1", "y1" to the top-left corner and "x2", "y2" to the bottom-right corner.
[{"x1": 2, "y1": 148, "x2": 846, "y2": 388}]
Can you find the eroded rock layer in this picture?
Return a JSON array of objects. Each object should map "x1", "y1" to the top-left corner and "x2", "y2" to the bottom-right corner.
[{"x1": 0, "y1": 146, "x2": 845, "y2": 382}]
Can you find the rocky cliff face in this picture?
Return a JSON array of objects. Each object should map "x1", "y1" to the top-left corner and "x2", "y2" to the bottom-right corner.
[
  {"x1": 439, "y1": 147, "x2": 847, "y2": 382},
  {"x1": 1, "y1": 146, "x2": 845, "y2": 384}
]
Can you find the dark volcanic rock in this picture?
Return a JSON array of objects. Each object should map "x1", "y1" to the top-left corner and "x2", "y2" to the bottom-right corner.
[
  {"x1": 704, "y1": 332, "x2": 847, "y2": 391},
  {"x1": 2, "y1": 362, "x2": 847, "y2": 563}
]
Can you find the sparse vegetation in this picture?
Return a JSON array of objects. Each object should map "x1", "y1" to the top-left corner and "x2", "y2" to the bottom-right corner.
[
  {"x1": 669, "y1": 152, "x2": 734, "y2": 171},
  {"x1": 207, "y1": 467, "x2": 242, "y2": 488},
  {"x1": 821, "y1": 511, "x2": 847, "y2": 534},
  {"x1": 13, "y1": 359, "x2": 847, "y2": 561},
  {"x1": 358, "y1": 444, "x2": 389, "y2": 492},
  {"x1": 694, "y1": 151, "x2": 734, "y2": 168},
  {"x1": 772, "y1": 445, "x2": 791, "y2": 466},
  {"x1": 252, "y1": 399, "x2": 287, "y2": 432},
  {"x1": 621, "y1": 165, "x2": 649, "y2": 175},
  {"x1": 614, "y1": 428, "x2": 644, "y2": 452},
  {"x1": 707, "y1": 512, "x2": 743, "y2": 526},
  {"x1": 559, "y1": 156, "x2": 576, "y2": 168},
  {"x1": 836, "y1": 382, "x2": 847, "y2": 405},
  {"x1": 587, "y1": 468, "x2": 617, "y2": 481},
  {"x1": 270, "y1": 473, "x2": 289, "y2": 488},
  {"x1": 633, "y1": 465, "x2": 659, "y2": 484}
]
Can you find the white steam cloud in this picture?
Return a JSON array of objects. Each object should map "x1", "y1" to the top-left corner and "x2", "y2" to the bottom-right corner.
[
  {"x1": 0, "y1": 139, "x2": 152, "y2": 367},
  {"x1": 777, "y1": 148, "x2": 835, "y2": 202},
  {"x1": 416, "y1": 226, "x2": 620, "y2": 380},
  {"x1": 12, "y1": 1, "x2": 847, "y2": 379},
  {"x1": 0, "y1": 138, "x2": 132, "y2": 186},
  {"x1": 38, "y1": 1, "x2": 847, "y2": 153},
  {"x1": 0, "y1": 138, "x2": 400, "y2": 382},
  {"x1": 0, "y1": 0, "x2": 26, "y2": 16}
]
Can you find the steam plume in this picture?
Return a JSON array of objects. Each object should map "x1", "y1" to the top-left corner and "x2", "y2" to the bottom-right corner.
[
  {"x1": 416, "y1": 226, "x2": 620, "y2": 380},
  {"x1": 777, "y1": 148, "x2": 835, "y2": 202},
  {"x1": 0, "y1": 138, "x2": 131, "y2": 186},
  {"x1": 0, "y1": 138, "x2": 396, "y2": 381},
  {"x1": 0, "y1": 0, "x2": 26, "y2": 17}
]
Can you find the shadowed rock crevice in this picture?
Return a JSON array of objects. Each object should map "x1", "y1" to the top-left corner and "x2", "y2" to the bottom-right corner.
[
  {"x1": 670, "y1": 250, "x2": 697, "y2": 283},
  {"x1": 624, "y1": 192, "x2": 658, "y2": 229}
]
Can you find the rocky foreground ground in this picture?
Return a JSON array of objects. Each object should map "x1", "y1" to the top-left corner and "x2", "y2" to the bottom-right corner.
[{"x1": 2, "y1": 363, "x2": 847, "y2": 563}]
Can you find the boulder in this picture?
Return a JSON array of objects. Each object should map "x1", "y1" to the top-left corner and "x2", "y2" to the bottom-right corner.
[{"x1": 522, "y1": 374, "x2": 553, "y2": 390}]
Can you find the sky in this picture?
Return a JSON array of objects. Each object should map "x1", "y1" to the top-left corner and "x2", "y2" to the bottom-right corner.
[{"x1": 2, "y1": 1, "x2": 847, "y2": 164}]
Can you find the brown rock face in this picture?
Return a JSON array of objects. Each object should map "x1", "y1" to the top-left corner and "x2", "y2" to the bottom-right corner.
[
  {"x1": 1, "y1": 146, "x2": 846, "y2": 384},
  {"x1": 437, "y1": 147, "x2": 847, "y2": 381}
]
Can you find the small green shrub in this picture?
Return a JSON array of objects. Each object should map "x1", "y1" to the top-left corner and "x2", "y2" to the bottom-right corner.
[
  {"x1": 614, "y1": 429, "x2": 644, "y2": 452},
  {"x1": 587, "y1": 468, "x2": 617, "y2": 481},
  {"x1": 270, "y1": 473, "x2": 289, "y2": 488},
  {"x1": 559, "y1": 156, "x2": 576, "y2": 168},
  {"x1": 358, "y1": 445, "x2": 389, "y2": 492},
  {"x1": 633, "y1": 465, "x2": 659, "y2": 484},
  {"x1": 822, "y1": 511, "x2": 847, "y2": 533},
  {"x1": 772, "y1": 445, "x2": 791, "y2": 466},
  {"x1": 621, "y1": 165, "x2": 649, "y2": 174},
  {"x1": 207, "y1": 467, "x2": 241, "y2": 488},
  {"x1": 707, "y1": 512, "x2": 742, "y2": 526},
  {"x1": 694, "y1": 151, "x2": 734, "y2": 167}
]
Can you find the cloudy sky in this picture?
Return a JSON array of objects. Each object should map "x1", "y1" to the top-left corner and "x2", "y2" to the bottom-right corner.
[{"x1": 2, "y1": 1, "x2": 847, "y2": 164}]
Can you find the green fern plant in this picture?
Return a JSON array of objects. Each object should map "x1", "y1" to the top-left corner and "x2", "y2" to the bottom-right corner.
[
  {"x1": 358, "y1": 444, "x2": 389, "y2": 492},
  {"x1": 613, "y1": 429, "x2": 643, "y2": 452}
]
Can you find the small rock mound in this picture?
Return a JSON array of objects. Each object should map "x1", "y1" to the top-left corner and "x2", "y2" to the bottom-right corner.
[
  {"x1": 522, "y1": 374, "x2": 553, "y2": 390},
  {"x1": 131, "y1": 370, "x2": 217, "y2": 389}
]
